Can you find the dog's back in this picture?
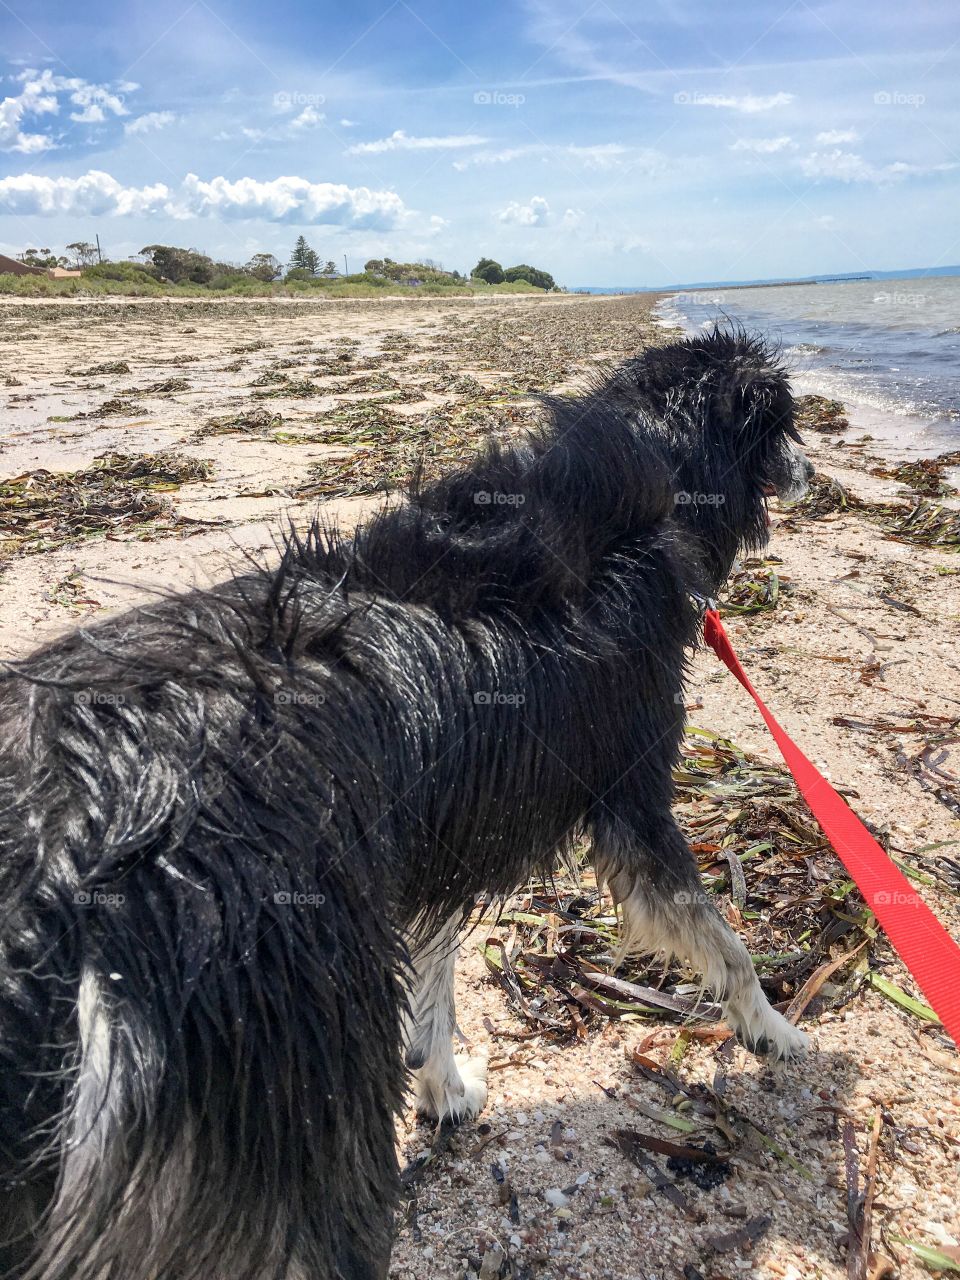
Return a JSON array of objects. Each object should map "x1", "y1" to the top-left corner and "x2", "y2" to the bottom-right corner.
[{"x1": 0, "y1": 586, "x2": 405, "y2": 1280}]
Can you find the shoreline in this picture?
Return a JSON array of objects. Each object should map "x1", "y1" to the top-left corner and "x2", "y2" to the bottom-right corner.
[{"x1": 1, "y1": 292, "x2": 958, "y2": 1280}]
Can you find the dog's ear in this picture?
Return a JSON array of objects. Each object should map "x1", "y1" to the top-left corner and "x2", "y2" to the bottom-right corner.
[{"x1": 727, "y1": 338, "x2": 798, "y2": 444}]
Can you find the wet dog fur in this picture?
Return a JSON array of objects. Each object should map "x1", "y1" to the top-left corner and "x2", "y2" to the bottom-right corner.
[{"x1": 0, "y1": 330, "x2": 811, "y2": 1279}]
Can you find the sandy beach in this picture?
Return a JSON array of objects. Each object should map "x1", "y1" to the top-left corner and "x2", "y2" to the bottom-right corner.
[{"x1": 1, "y1": 292, "x2": 958, "y2": 1280}]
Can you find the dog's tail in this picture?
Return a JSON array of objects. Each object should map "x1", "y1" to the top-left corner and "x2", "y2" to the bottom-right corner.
[
  {"x1": 0, "y1": 692, "x2": 406, "y2": 1280},
  {"x1": 9, "y1": 908, "x2": 404, "y2": 1280}
]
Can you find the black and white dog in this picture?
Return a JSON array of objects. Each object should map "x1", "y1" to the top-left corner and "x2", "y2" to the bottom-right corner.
[{"x1": 0, "y1": 331, "x2": 812, "y2": 1279}]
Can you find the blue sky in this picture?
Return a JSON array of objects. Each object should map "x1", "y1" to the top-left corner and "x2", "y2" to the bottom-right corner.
[{"x1": 1, "y1": 0, "x2": 958, "y2": 285}]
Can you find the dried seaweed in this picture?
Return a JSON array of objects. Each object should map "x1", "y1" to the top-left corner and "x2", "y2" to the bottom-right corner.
[
  {"x1": 479, "y1": 726, "x2": 873, "y2": 1042},
  {"x1": 720, "y1": 558, "x2": 788, "y2": 615},
  {"x1": 0, "y1": 451, "x2": 213, "y2": 555},
  {"x1": 68, "y1": 360, "x2": 131, "y2": 377},
  {"x1": 296, "y1": 401, "x2": 540, "y2": 498},
  {"x1": 194, "y1": 407, "x2": 283, "y2": 439},
  {"x1": 795, "y1": 394, "x2": 848, "y2": 433}
]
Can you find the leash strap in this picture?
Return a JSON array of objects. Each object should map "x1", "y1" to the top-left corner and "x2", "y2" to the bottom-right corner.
[{"x1": 703, "y1": 608, "x2": 960, "y2": 1049}]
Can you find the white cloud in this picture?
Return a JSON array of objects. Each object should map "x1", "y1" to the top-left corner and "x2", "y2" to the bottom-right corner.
[
  {"x1": 347, "y1": 129, "x2": 488, "y2": 154},
  {"x1": 291, "y1": 106, "x2": 324, "y2": 129},
  {"x1": 1, "y1": 69, "x2": 132, "y2": 152},
  {"x1": 0, "y1": 169, "x2": 411, "y2": 229},
  {"x1": 679, "y1": 91, "x2": 794, "y2": 113},
  {"x1": 125, "y1": 110, "x2": 176, "y2": 136},
  {"x1": 498, "y1": 196, "x2": 550, "y2": 227},
  {"x1": 561, "y1": 208, "x2": 584, "y2": 228},
  {"x1": 60, "y1": 76, "x2": 129, "y2": 122},
  {"x1": 0, "y1": 170, "x2": 170, "y2": 216},
  {"x1": 339, "y1": 118, "x2": 358, "y2": 128},
  {"x1": 799, "y1": 149, "x2": 956, "y2": 184},
  {"x1": 730, "y1": 136, "x2": 795, "y2": 153},
  {"x1": 454, "y1": 142, "x2": 660, "y2": 172},
  {"x1": 815, "y1": 129, "x2": 859, "y2": 145}
]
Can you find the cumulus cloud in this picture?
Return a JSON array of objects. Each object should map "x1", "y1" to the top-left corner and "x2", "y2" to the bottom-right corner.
[
  {"x1": 679, "y1": 91, "x2": 794, "y2": 112},
  {"x1": 346, "y1": 129, "x2": 488, "y2": 154},
  {"x1": 0, "y1": 170, "x2": 169, "y2": 217},
  {"x1": 498, "y1": 196, "x2": 550, "y2": 227},
  {"x1": 815, "y1": 128, "x2": 859, "y2": 145},
  {"x1": 730, "y1": 136, "x2": 795, "y2": 153},
  {"x1": 291, "y1": 106, "x2": 324, "y2": 129},
  {"x1": 125, "y1": 111, "x2": 176, "y2": 136},
  {"x1": 0, "y1": 170, "x2": 410, "y2": 229},
  {"x1": 1, "y1": 68, "x2": 132, "y2": 152}
]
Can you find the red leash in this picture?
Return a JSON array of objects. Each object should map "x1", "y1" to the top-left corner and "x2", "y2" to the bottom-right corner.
[{"x1": 703, "y1": 608, "x2": 960, "y2": 1050}]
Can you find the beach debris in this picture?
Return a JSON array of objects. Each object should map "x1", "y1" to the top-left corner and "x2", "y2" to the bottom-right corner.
[
  {"x1": 783, "y1": 472, "x2": 960, "y2": 549},
  {"x1": 125, "y1": 377, "x2": 191, "y2": 395},
  {"x1": 75, "y1": 396, "x2": 147, "y2": 419},
  {"x1": 477, "y1": 725, "x2": 876, "y2": 1042},
  {"x1": 195, "y1": 407, "x2": 284, "y2": 438},
  {"x1": 795, "y1": 394, "x2": 849, "y2": 433},
  {"x1": 704, "y1": 1215, "x2": 772, "y2": 1254},
  {"x1": 253, "y1": 378, "x2": 321, "y2": 399},
  {"x1": 843, "y1": 1111, "x2": 884, "y2": 1280},
  {"x1": 888, "y1": 1234, "x2": 960, "y2": 1274},
  {"x1": 68, "y1": 360, "x2": 131, "y2": 377},
  {"x1": 47, "y1": 570, "x2": 102, "y2": 614},
  {"x1": 296, "y1": 399, "x2": 540, "y2": 498},
  {"x1": 720, "y1": 558, "x2": 787, "y2": 615},
  {"x1": 0, "y1": 451, "x2": 213, "y2": 555},
  {"x1": 871, "y1": 457, "x2": 959, "y2": 498},
  {"x1": 330, "y1": 371, "x2": 402, "y2": 394},
  {"x1": 888, "y1": 501, "x2": 960, "y2": 548}
]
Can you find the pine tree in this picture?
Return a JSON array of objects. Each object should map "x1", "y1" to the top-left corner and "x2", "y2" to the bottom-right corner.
[{"x1": 289, "y1": 236, "x2": 320, "y2": 275}]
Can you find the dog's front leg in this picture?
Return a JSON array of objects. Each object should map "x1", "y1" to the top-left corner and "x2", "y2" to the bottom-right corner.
[
  {"x1": 404, "y1": 916, "x2": 488, "y2": 1122},
  {"x1": 592, "y1": 809, "x2": 809, "y2": 1060}
]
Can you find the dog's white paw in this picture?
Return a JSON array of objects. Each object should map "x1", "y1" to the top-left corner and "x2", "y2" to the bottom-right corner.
[
  {"x1": 415, "y1": 1052, "x2": 489, "y2": 1123},
  {"x1": 724, "y1": 992, "x2": 809, "y2": 1061}
]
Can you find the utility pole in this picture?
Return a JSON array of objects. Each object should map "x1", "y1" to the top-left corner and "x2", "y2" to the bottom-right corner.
[
  {"x1": 95, "y1": 234, "x2": 102, "y2": 263},
  {"x1": 344, "y1": 254, "x2": 348, "y2": 277}
]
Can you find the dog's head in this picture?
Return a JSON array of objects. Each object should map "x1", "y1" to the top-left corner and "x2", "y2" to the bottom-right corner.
[{"x1": 604, "y1": 328, "x2": 812, "y2": 588}]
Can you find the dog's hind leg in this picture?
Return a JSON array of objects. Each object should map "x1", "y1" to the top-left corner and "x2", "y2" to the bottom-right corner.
[
  {"x1": 405, "y1": 916, "x2": 488, "y2": 1122},
  {"x1": 593, "y1": 810, "x2": 808, "y2": 1060}
]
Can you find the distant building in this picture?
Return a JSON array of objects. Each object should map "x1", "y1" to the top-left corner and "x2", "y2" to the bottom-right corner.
[
  {"x1": 0, "y1": 254, "x2": 83, "y2": 279},
  {"x1": 0, "y1": 253, "x2": 45, "y2": 276}
]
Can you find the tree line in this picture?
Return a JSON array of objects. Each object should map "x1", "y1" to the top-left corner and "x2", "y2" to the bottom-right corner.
[{"x1": 7, "y1": 238, "x2": 558, "y2": 291}]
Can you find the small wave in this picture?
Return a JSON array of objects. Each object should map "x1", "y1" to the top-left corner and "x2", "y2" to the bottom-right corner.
[{"x1": 788, "y1": 342, "x2": 827, "y2": 356}]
